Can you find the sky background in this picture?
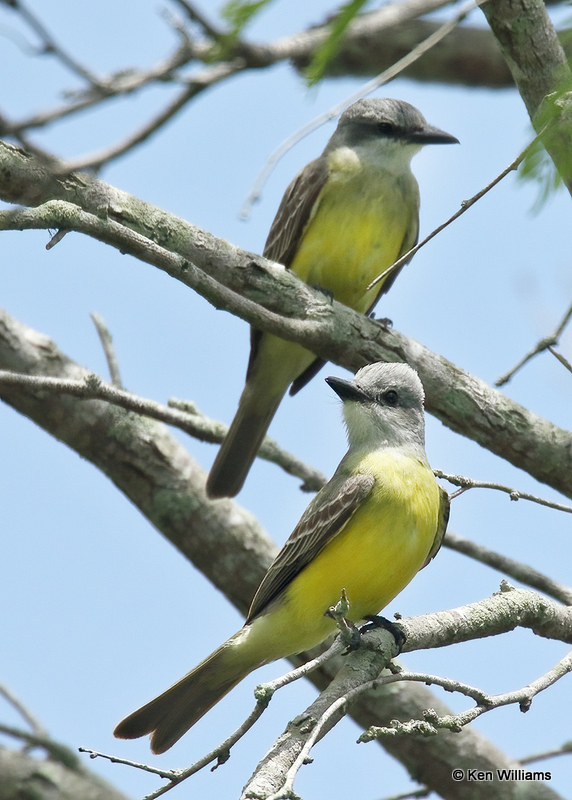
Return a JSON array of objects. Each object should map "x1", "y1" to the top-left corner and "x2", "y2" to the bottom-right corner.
[{"x1": 1, "y1": 1, "x2": 571, "y2": 799}]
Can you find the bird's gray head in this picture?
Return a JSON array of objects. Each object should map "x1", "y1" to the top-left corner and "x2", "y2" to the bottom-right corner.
[
  {"x1": 326, "y1": 362, "x2": 427, "y2": 453},
  {"x1": 327, "y1": 98, "x2": 458, "y2": 165}
]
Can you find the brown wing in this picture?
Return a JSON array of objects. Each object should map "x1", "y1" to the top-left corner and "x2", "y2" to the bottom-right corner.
[
  {"x1": 422, "y1": 486, "x2": 450, "y2": 569},
  {"x1": 263, "y1": 157, "x2": 329, "y2": 266},
  {"x1": 247, "y1": 158, "x2": 330, "y2": 378},
  {"x1": 247, "y1": 471, "x2": 375, "y2": 622}
]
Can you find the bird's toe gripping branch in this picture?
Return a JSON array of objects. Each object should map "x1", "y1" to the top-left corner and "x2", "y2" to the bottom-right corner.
[{"x1": 361, "y1": 614, "x2": 406, "y2": 654}]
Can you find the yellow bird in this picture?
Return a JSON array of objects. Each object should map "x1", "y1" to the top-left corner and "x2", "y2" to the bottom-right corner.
[
  {"x1": 206, "y1": 97, "x2": 458, "y2": 498},
  {"x1": 115, "y1": 362, "x2": 449, "y2": 753}
]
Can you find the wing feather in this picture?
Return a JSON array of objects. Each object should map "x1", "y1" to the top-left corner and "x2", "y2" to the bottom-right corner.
[
  {"x1": 247, "y1": 472, "x2": 374, "y2": 621},
  {"x1": 247, "y1": 159, "x2": 329, "y2": 378},
  {"x1": 263, "y1": 158, "x2": 329, "y2": 267},
  {"x1": 422, "y1": 486, "x2": 450, "y2": 569}
]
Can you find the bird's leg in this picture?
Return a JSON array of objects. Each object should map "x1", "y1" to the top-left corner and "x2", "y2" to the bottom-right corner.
[{"x1": 324, "y1": 589, "x2": 361, "y2": 653}]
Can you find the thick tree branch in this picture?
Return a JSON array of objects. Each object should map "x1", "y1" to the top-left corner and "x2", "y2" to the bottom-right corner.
[
  {"x1": 290, "y1": 15, "x2": 512, "y2": 87},
  {"x1": 0, "y1": 308, "x2": 274, "y2": 617},
  {"x1": 0, "y1": 150, "x2": 570, "y2": 498},
  {"x1": 482, "y1": 0, "x2": 572, "y2": 192},
  {"x1": 403, "y1": 584, "x2": 572, "y2": 649},
  {"x1": 0, "y1": 309, "x2": 560, "y2": 800},
  {"x1": 481, "y1": 0, "x2": 570, "y2": 117}
]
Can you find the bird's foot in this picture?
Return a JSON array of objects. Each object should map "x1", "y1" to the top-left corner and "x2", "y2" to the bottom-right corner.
[
  {"x1": 360, "y1": 614, "x2": 406, "y2": 654},
  {"x1": 310, "y1": 283, "x2": 334, "y2": 302},
  {"x1": 369, "y1": 314, "x2": 393, "y2": 330}
]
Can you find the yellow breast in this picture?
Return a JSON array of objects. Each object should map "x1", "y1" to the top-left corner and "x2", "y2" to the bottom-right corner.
[
  {"x1": 248, "y1": 449, "x2": 441, "y2": 660},
  {"x1": 291, "y1": 156, "x2": 418, "y2": 313}
]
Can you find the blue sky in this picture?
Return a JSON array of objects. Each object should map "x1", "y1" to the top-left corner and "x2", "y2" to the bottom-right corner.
[{"x1": 1, "y1": 1, "x2": 571, "y2": 798}]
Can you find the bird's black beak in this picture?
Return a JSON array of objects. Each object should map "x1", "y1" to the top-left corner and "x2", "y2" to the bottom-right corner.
[
  {"x1": 409, "y1": 125, "x2": 459, "y2": 145},
  {"x1": 326, "y1": 376, "x2": 369, "y2": 403}
]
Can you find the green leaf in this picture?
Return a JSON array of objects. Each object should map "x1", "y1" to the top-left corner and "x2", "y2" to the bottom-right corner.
[
  {"x1": 305, "y1": 0, "x2": 371, "y2": 87},
  {"x1": 210, "y1": 0, "x2": 275, "y2": 62},
  {"x1": 220, "y1": 0, "x2": 274, "y2": 38},
  {"x1": 517, "y1": 77, "x2": 572, "y2": 212},
  {"x1": 518, "y1": 136, "x2": 563, "y2": 214}
]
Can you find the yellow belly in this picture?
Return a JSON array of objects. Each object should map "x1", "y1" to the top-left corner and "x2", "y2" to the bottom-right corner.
[
  {"x1": 245, "y1": 449, "x2": 440, "y2": 661},
  {"x1": 250, "y1": 168, "x2": 417, "y2": 395},
  {"x1": 291, "y1": 166, "x2": 417, "y2": 313}
]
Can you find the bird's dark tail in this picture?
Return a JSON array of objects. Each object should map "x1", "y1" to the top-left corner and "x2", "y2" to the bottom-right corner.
[
  {"x1": 206, "y1": 379, "x2": 285, "y2": 499},
  {"x1": 114, "y1": 633, "x2": 261, "y2": 754}
]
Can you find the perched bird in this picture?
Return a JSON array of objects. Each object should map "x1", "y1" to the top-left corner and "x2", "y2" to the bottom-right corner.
[
  {"x1": 206, "y1": 97, "x2": 458, "y2": 499},
  {"x1": 115, "y1": 362, "x2": 449, "y2": 753}
]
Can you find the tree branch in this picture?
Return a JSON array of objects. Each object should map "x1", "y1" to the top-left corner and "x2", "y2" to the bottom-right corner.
[
  {"x1": 0, "y1": 154, "x2": 570, "y2": 498},
  {"x1": 436, "y1": 471, "x2": 572, "y2": 515},
  {"x1": 0, "y1": 368, "x2": 327, "y2": 492},
  {"x1": 0, "y1": 745, "x2": 130, "y2": 800},
  {"x1": 0, "y1": 308, "x2": 562, "y2": 800},
  {"x1": 7, "y1": 0, "x2": 105, "y2": 87},
  {"x1": 243, "y1": 586, "x2": 569, "y2": 800},
  {"x1": 444, "y1": 532, "x2": 572, "y2": 606},
  {"x1": 495, "y1": 298, "x2": 572, "y2": 386},
  {"x1": 360, "y1": 649, "x2": 572, "y2": 738},
  {"x1": 0, "y1": 0, "x2": 512, "y2": 175},
  {"x1": 482, "y1": 0, "x2": 572, "y2": 193}
]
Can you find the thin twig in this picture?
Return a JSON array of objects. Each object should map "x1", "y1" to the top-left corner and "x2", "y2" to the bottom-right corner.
[
  {"x1": 57, "y1": 62, "x2": 242, "y2": 174},
  {"x1": 90, "y1": 313, "x2": 123, "y2": 387},
  {"x1": 78, "y1": 747, "x2": 176, "y2": 780},
  {"x1": 85, "y1": 695, "x2": 276, "y2": 799},
  {"x1": 520, "y1": 741, "x2": 572, "y2": 765},
  {"x1": 256, "y1": 637, "x2": 346, "y2": 700},
  {"x1": 169, "y1": 0, "x2": 224, "y2": 40},
  {"x1": 45, "y1": 228, "x2": 68, "y2": 249},
  {"x1": 549, "y1": 346, "x2": 572, "y2": 374},
  {"x1": 435, "y1": 469, "x2": 572, "y2": 514},
  {"x1": 496, "y1": 299, "x2": 572, "y2": 386},
  {"x1": 360, "y1": 648, "x2": 572, "y2": 743},
  {"x1": 0, "y1": 682, "x2": 47, "y2": 736},
  {"x1": 0, "y1": 370, "x2": 327, "y2": 491},
  {"x1": 12, "y1": 0, "x2": 105, "y2": 87},
  {"x1": 444, "y1": 531, "x2": 572, "y2": 606},
  {"x1": 2, "y1": 36, "x2": 204, "y2": 136},
  {"x1": 367, "y1": 131, "x2": 543, "y2": 292}
]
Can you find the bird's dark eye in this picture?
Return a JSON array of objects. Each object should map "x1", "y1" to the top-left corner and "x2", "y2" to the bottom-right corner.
[
  {"x1": 383, "y1": 389, "x2": 399, "y2": 406},
  {"x1": 377, "y1": 122, "x2": 395, "y2": 136}
]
